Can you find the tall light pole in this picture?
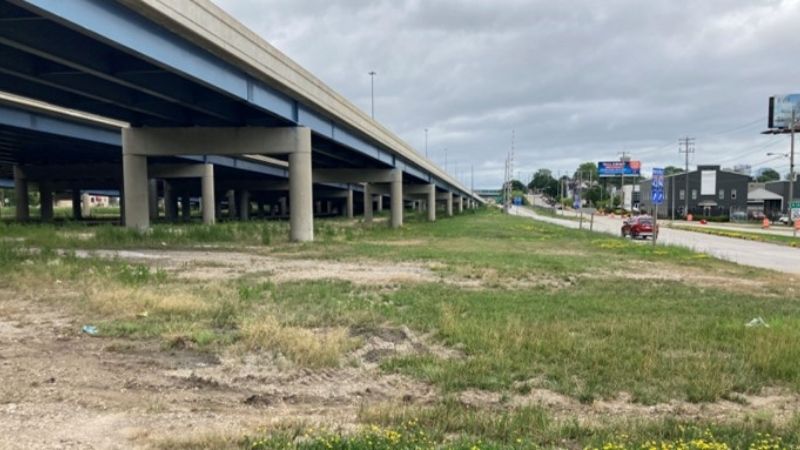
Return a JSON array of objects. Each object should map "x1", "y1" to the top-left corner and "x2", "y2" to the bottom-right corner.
[
  {"x1": 424, "y1": 128, "x2": 428, "y2": 158},
  {"x1": 368, "y1": 71, "x2": 376, "y2": 119},
  {"x1": 790, "y1": 109, "x2": 796, "y2": 236}
]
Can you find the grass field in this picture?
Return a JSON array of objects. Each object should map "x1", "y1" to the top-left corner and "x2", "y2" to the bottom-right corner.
[
  {"x1": 2, "y1": 208, "x2": 800, "y2": 449},
  {"x1": 670, "y1": 224, "x2": 800, "y2": 248}
]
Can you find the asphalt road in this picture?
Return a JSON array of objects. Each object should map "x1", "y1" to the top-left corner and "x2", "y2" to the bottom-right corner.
[{"x1": 511, "y1": 205, "x2": 800, "y2": 275}]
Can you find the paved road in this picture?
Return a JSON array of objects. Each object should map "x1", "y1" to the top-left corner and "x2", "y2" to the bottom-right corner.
[
  {"x1": 511, "y1": 205, "x2": 800, "y2": 275},
  {"x1": 674, "y1": 221, "x2": 799, "y2": 237}
]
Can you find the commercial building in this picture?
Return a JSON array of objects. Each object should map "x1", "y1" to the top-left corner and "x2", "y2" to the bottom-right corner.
[
  {"x1": 639, "y1": 165, "x2": 749, "y2": 218},
  {"x1": 764, "y1": 178, "x2": 800, "y2": 214}
]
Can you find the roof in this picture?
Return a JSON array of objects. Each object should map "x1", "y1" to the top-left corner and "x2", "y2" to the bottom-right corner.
[{"x1": 747, "y1": 187, "x2": 784, "y2": 201}]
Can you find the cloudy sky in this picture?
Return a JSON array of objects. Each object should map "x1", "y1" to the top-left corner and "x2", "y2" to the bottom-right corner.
[{"x1": 215, "y1": 0, "x2": 800, "y2": 188}]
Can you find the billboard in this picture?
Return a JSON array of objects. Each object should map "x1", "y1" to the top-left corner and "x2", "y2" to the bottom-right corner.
[
  {"x1": 768, "y1": 94, "x2": 800, "y2": 129},
  {"x1": 598, "y1": 160, "x2": 641, "y2": 177}
]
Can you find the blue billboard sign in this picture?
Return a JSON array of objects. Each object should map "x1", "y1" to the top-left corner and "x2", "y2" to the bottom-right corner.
[
  {"x1": 651, "y1": 168, "x2": 665, "y2": 205},
  {"x1": 598, "y1": 161, "x2": 642, "y2": 177}
]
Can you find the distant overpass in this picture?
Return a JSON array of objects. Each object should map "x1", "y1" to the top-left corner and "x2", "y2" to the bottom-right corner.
[
  {"x1": 0, "y1": 0, "x2": 483, "y2": 240},
  {"x1": 475, "y1": 189, "x2": 502, "y2": 202}
]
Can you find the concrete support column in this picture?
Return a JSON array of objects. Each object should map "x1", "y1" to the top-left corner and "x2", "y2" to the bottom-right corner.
[
  {"x1": 164, "y1": 180, "x2": 178, "y2": 221},
  {"x1": 119, "y1": 187, "x2": 125, "y2": 225},
  {"x1": 181, "y1": 195, "x2": 191, "y2": 221},
  {"x1": 39, "y1": 183, "x2": 53, "y2": 222},
  {"x1": 279, "y1": 197, "x2": 287, "y2": 216},
  {"x1": 257, "y1": 200, "x2": 265, "y2": 219},
  {"x1": 148, "y1": 179, "x2": 158, "y2": 219},
  {"x1": 13, "y1": 165, "x2": 29, "y2": 221},
  {"x1": 446, "y1": 192, "x2": 454, "y2": 217},
  {"x1": 227, "y1": 189, "x2": 237, "y2": 219},
  {"x1": 427, "y1": 184, "x2": 436, "y2": 222},
  {"x1": 122, "y1": 153, "x2": 149, "y2": 231},
  {"x1": 458, "y1": 195, "x2": 464, "y2": 213},
  {"x1": 346, "y1": 188, "x2": 354, "y2": 218},
  {"x1": 376, "y1": 195, "x2": 383, "y2": 212},
  {"x1": 363, "y1": 183, "x2": 373, "y2": 222},
  {"x1": 390, "y1": 170, "x2": 403, "y2": 229},
  {"x1": 201, "y1": 164, "x2": 215, "y2": 225},
  {"x1": 239, "y1": 190, "x2": 250, "y2": 221},
  {"x1": 72, "y1": 188, "x2": 81, "y2": 220},
  {"x1": 315, "y1": 201, "x2": 322, "y2": 215},
  {"x1": 81, "y1": 193, "x2": 93, "y2": 218},
  {"x1": 288, "y1": 137, "x2": 314, "y2": 242}
]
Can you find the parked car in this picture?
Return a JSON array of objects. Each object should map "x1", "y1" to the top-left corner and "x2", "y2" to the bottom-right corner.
[
  {"x1": 621, "y1": 215, "x2": 658, "y2": 239},
  {"x1": 778, "y1": 215, "x2": 790, "y2": 225},
  {"x1": 749, "y1": 211, "x2": 766, "y2": 220}
]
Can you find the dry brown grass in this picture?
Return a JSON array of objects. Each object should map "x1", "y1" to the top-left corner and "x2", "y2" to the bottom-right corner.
[
  {"x1": 84, "y1": 284, "x2": 208, "y2": 319},
  {"x1": 238, "y1": 316, "x2": 357, "y2": 368}
]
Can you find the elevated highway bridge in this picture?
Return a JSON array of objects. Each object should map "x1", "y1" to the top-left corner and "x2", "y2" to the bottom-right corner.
[{"x1": 0, "y1": 0, "x2": 482, "y2": 240}]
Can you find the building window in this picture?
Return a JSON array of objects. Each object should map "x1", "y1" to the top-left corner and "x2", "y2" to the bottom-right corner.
[
  {"x1": 731, "y1": 189, "x2": 737, "y2": 200},
  {"x1": 679, "y1": 189, "x2": 685, "y2": 200},
  {"x1": 691, "y1": 189, "x2": 697, "y2": 200},
  {"x1": 719, "y1": 189, "x2": 725, "y2": 200}
]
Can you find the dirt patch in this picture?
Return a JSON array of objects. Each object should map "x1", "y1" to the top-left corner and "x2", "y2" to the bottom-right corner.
[
  {"x1": 587, "y1": 261, "x2": 771, "y2": 292},
  {"x1": 457, "y1": 387, "x2": 800, "y2": 425},
  {"x1": 0, "y1": 291, "x2": 437, "y2": 450},
  {"x1": 74, "y1": 249, "x2": 442, "y2": 286},
  {"x1": 71, "y1": 249, "x2": 572, "y2": 291},
  {"x1": 349, "y1": 325, "x2": 464, "y2": 369}
]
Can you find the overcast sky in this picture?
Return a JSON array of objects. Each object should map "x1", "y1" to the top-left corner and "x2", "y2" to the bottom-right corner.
[{"x1": 215, "y1": 0, "x2": 800, "y2": 188}]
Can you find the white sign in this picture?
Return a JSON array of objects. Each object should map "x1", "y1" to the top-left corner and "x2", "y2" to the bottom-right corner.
[{"x1": 700, "y1": 170, "x2": 716, "y2": 196}]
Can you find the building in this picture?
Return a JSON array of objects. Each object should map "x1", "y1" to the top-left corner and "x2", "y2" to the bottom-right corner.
[
  {"x1": 747, "y1": 183, "x2": 784, "y2": 218},
  {"x1": 764, "y1": 178, "x2": 800, "y2": 214},
  {"x1": 639, "y1": 165, "x2": 749, "y2": 218}
]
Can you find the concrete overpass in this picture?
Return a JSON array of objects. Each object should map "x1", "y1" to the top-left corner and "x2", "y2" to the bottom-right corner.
[
  {"x1": 0, "y1": 0, "x2": 482, "y2": 240},
  {"x1": 0, "y1": 93, "x2": 426, "y2": 223}
]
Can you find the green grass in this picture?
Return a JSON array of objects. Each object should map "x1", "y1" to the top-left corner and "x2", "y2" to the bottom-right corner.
[
  {"x1": 670, "y1": 224, "x2": 800, "y2": 248},
  {"x1": 3, "y1": 207, "x2": 800, "y2": 448}
]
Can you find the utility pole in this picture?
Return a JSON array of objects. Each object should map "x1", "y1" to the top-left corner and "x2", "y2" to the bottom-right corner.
[
  {"x1": 679, "y1": 137, "x2": 695, "y2": 219},
  {"x1": 368, "y1": 71, "x2": 376, "y2": 119},
  {"x1": 671, "y1": 173, "x2": 676, "y2": 221},
  {"x1": 790, "y1": 110, "x2": 796, "y2": 236},
  {"x1": 618, "y1": 151, "x2": 630, "y2": 210}
]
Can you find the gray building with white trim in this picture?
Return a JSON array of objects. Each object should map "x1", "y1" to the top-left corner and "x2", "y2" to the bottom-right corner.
[{"x1": 639, "y1": 165, "x2": 749, "y2": 218}]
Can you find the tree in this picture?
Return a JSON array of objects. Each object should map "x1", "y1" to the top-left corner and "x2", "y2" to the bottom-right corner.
[
  {"x1": 756, "y1": 168, "x2": 780, "y2": 183},
  {"x1": 664, "y1": 166, "x2": 683, "y2": 176},
  {"x1": 501, "y1": 179, "x2": 527, "y2": 195},
  {"x1": 573, "y1": 162, "x2": 598, "y2": 181},
  {"x1": 528, "y1": 169, "x2": 555, "y2": 191},
  {"x1": 510, "y1": 179, "x2": 527, "y2": 192}
]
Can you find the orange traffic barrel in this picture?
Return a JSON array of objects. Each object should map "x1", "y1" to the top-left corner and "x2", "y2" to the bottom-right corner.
[
  {"x1": 687, "y1": 214, "x2": 693, "y2": 222},
  {"x1": 762, "y1": 218, "x2": 770, "y2": 229}
]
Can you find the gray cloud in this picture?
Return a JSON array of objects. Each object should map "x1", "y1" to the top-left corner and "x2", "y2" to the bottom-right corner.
[{"x1": 215, "y1": 0, "x2": 800, "y2": 187}]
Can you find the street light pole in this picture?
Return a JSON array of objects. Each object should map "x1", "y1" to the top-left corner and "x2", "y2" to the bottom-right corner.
[
  {"x1": 368, "y1": 71, "x2": 376, "y2": 119},
  {"x1": 791, "y1": 110, "x2": 797, "y2": 236},
  {"x1": 424, "y1": 128, "x2": 428, "y2": 158}
]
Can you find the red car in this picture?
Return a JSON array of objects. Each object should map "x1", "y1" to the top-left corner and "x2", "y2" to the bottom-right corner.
[{"x1": 621, "y1": 215, "x2": 658, "y2": 239}]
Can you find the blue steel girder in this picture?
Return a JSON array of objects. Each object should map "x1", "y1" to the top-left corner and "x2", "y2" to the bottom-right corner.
[{"x1": 4, "y1": 0, "x2": 469, "y2": 197}]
